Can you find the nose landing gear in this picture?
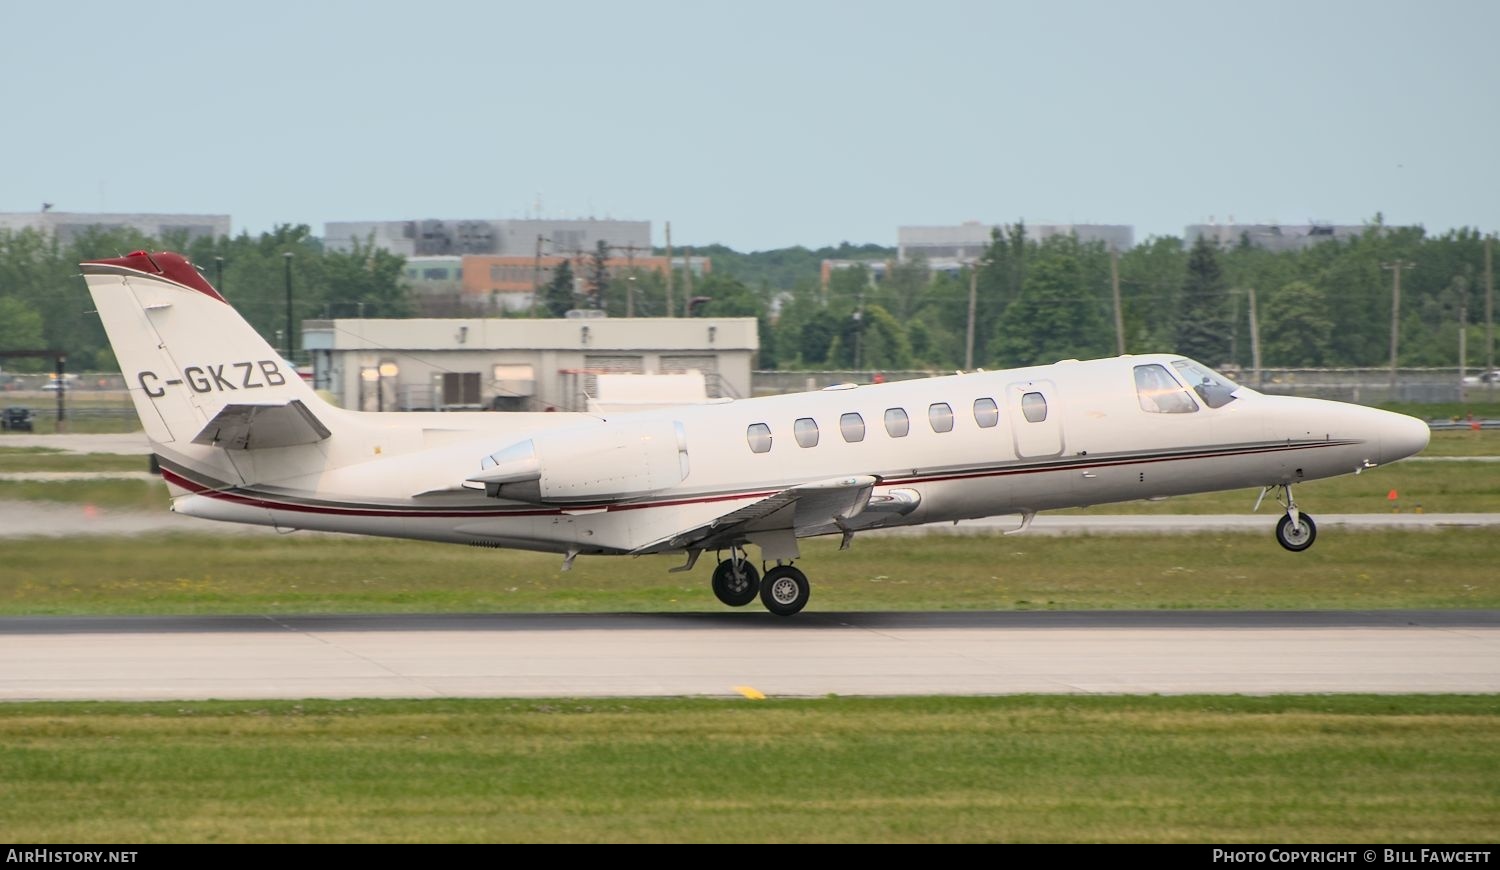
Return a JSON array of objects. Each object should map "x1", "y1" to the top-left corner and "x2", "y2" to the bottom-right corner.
[{"x1": 1260, "y1": 483, "x2": 1318, "y2": 552}]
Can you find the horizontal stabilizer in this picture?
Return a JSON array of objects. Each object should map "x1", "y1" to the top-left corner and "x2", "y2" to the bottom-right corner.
[{"x1": 190, "y1": 400, "x2": 332, "y2": 450}]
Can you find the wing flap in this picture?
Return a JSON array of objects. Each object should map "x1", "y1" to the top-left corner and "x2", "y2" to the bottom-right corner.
[
  {"x1": 633, "y1": 475, "x2": 877, "y2": 554},
  {"x1": 190, "y1": 400, "x2": 332, "y2": 450}
]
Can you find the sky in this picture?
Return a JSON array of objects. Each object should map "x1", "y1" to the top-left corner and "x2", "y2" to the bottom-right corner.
[{"x1": 2, "y1": 0, "x2": 1497, "y2": 251}]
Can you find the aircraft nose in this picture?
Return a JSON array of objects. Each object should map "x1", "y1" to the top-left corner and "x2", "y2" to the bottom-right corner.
[{"x1": 1379, "y1": 411, "x2": 1430, "y2": 464}]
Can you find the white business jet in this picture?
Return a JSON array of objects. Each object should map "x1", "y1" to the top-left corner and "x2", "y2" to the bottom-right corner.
[{"x1": 82, "y1": 251, "x2": 1430, "y2": 615}]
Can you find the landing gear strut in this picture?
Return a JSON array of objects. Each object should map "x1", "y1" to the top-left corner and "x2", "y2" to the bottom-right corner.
[
  {"x1": 1266, "y1": 483, "x2": 1317, "y2": 552},
  {"x1": 710, "y1": 550, "x2": 760, "y2": 607}
]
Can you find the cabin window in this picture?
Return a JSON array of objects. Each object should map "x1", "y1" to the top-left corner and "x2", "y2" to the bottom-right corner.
[
  {"x1": 884, "y1": 407, "x2": 910, "y2": 438},
  {"x1": 794, "y1": 417, "x2": 820, "y2": 448},
  {"x1": 840, "y1": 412, "x2": 866, "y2": 443},
  {"x1": 1021, "y1": 392, "x2": 1048, "y2": 423},
  {"x1": 928, "y1": 402, "x2": 955, "y2": 433},
  {"x1": 1134, "y1": 364, "x2": 1198, "y2": 414},
  {"x1": 973, "y1": 397, "x2": 999, "y2": 428},
  {"x1": 746, "y1": 423, "x2": 772, "y2": 453}
]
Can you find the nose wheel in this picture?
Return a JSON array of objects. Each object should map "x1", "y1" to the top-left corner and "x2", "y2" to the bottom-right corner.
[
  {"x1": 1263, "y1": 483, "x2": 1318, "y2": 552},
  {"x1": 1275, "y1": 511, "x2": 1317, "y2": 551}
]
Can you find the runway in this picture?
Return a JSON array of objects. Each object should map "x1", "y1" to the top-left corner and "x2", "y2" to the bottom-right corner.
[{"x1": 2, "y1": 610, "x2": 1497, "y2": 701}]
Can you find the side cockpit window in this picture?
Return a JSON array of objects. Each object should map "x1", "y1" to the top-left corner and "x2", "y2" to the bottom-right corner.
[
  {"x1": 1134, "y1": 364, "x2": 1198, "y2": 414},
  {"x1": 1171, "y1": 359, "x2": 1240, "y2": 409}
]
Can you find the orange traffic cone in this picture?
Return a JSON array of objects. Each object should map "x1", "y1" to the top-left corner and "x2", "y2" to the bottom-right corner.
[{"x1": 1388, "y1": 489, "x2": 1400, "y2": 513}]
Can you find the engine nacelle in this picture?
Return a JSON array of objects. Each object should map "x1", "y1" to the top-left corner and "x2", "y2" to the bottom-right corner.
[{"x1": 466, "y1": 419, "x2": 689, "y2": 504}]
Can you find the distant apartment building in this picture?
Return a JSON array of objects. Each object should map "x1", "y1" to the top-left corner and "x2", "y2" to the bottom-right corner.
[
  {"x1": 324, "y1": 218, "x2": 651, "y2": 258},
  {"x1": 0, "y1": 211, "x2": 230, "y2": 245},
  {"x1": 1184, "y1": 221, "x2": 1369, "y2": 252},
  {"x1": 898, "y1": 221, "x2": 1135, "y2": 265}
]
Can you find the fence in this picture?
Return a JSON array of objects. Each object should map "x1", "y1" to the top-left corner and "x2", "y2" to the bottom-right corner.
[{"x1": 752, "y1": 367, "x2": 1500, "y2": 405}]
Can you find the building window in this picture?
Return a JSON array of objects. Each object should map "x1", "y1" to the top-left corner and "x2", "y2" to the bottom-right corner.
[
  {"x1": 973, "y1": 397, "x2": 999, "y2": 428},
  {"x1": 884, "y1": 407, "x2": 910, "y2": 438},
  {"x1": 794, "y1": 417, "x2": 820, "y2": 448},
  {"x1": 928, "y1": 402, "x2": 955, "y2": 433},
  {"x1": 1134, "y1": 364, "x2": 1198, "y2": 414},
  {"x1": 747, "y1": 423, "x2": 772, "y2": 454},
  {"x1": 442, "y1": 372, "x2": 482, "y2": 406},
  {"x1": 839, "y1": 412, "x2": 866, "y2": 443},
  {"x1": 1021, "y1": 392, "x2": 1048, "y2": 423}
]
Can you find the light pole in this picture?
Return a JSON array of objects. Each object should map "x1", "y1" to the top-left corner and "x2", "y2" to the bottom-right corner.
[
  {"x1": 283, "y1": 252, "x2": 294, "y2": 362},
  {"x1": 966, "y1": 258, "x2": 992, "y2": 371}
]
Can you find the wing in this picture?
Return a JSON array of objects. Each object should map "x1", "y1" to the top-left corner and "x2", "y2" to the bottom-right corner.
[
  {"x1": 190, "y1": 400, "x2": 332, "y2": 450},
  {"x1": 631, "y1": 475, "x2": 877, "y2": 555}
]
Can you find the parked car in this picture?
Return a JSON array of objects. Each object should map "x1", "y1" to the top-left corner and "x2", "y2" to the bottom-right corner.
[
  {"x1": 1461, "y1": 370, "x2": 1500, "y2": 386},
  {"x1": 1, "y1": 407, "x2": 35, "y2": 431}
]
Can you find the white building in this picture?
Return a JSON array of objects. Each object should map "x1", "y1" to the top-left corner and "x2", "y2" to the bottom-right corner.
[
  {"x1": 898, "y1": 221, "x2": 1135, "y2": 267},
  {"x1": 302, "y1": 316, "x2": 758, "y2": 412},
  {"x1": 1184, "y1": 221, "x2": 1369, "y2": 252}
]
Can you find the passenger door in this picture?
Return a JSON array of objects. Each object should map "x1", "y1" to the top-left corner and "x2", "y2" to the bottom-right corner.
[{"x1": 1008, "y1": 380, "x2": 1064, "y2": 458}]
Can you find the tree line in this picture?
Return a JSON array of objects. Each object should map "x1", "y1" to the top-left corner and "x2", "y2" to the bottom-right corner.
[
  {"x1": 0, "y1": 224, "x2": 406, "y2": 371},
  {"x1": 0, "y1": 218, "x2": 1492, "y2": 374}
]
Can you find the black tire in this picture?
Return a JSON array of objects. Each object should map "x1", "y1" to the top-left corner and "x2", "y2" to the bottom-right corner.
[
  {"x1": 760, "y1": 566, "x2": 811, "y2": 616},
  {"x1": 1275, "y1": 512, "x2": 1317, "y2": 552},
  {"x1": 711, "y1": 559, "x2": 760, "y2": 607}
]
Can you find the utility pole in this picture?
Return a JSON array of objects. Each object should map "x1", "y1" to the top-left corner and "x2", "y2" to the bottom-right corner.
[
  {"x1": 1110, "y1": 246, "x2": 1125, "y2": 356},
  {"x1": 283, "y1": 252, "x2": 294, "y2": 361},
  {"x1": 1486, "y1": 234, "x2": 1494, "y2": 385},
  {"x1": 531, "y1": 234, "x2": 546, "y2": 317},
  {"x1": 1458, "y1": 274, "x2": 1469, "y2": 386},
  {"x1": 664, "y1": 221, "x2": 674, "y2": 318},
  {"x1": 1382, "y1": 260, "x2": 1413, "y2": 397},
  {"x1": 965, "y1": 262, "x2": 979, "y2": 370},
  {"x1": 608, "y1": 242, "x2": 653, "y2": 317},
  {"x1": 682, "y1": 246, "x2": 695, "y2": 317},
  {"x1": 1246, "y1": 286, "x2": 1262, "y2": 387}
]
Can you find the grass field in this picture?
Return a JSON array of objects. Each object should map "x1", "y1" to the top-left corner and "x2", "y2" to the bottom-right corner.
[
  {"x1": 1, "y1": 695, "x2": 1495, "y2": 843},
  {"x1": 2, "y1": 529, "x2": 1495, "y2": 615},
  {"x1": 0, "y1": 447, "x2": 150, "y2": 473}
]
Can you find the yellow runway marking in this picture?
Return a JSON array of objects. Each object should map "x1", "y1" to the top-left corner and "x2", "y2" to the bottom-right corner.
[{"x1": 733, "y1": 685, "x2": 766, "y2": 700}]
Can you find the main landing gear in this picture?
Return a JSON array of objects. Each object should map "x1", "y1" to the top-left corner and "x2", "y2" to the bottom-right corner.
[
  {"x1": 1260, "y1": 483, "x2": 1317, "y2": 552},
  {"x1": 708, "y1": 549, "x2": 811, "y2": 616}
]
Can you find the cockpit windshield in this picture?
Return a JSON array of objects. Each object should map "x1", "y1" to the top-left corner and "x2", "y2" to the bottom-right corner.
[{"x1": 1171, "y1": 359, "x2": 1241, "y2": 409}]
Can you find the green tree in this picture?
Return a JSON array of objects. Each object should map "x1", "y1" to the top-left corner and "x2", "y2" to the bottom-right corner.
[
  {"x1": 0, "y1": 297, "x2": 45, "y2": 351},
  {"x1": 990, "y1": 237, "x2": 1111, "y2": 366},
  {"x1": 542, "y1": 260, "x2": 576, "y2": 317},
  {"x1": 1175, "y1": 236, "x2": 1232, "y2": 364},
  {"x1": 1261, "y1": 281, "x2": 1334, "y2": 365}
]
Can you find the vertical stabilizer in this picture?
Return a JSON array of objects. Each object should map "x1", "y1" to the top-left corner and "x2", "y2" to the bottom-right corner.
[{"x1": 81, "y1": 250, "x2": 325, "y2": 449}]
